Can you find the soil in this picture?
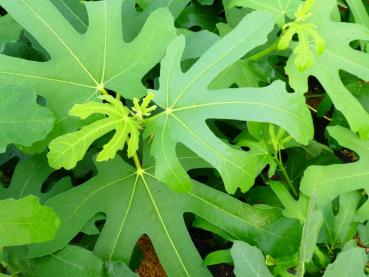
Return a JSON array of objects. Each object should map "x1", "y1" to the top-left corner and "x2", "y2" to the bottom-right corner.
[
  {"x1": 136, "y1": 228, "x2": 235, "y2": 277},
  {"x1": 136, "y1": 235, "x2": 167, "y2": 277}
]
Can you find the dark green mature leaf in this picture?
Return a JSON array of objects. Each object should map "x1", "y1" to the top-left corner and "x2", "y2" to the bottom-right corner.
[
  {"x1": 26, "y1": 155, "x2": 301, "y2": 276},
  {"x1": 323, "y1": 247, "x2": 367, "y2": 277},
  {"x1": 296, "y1": 193, "x2": 323, "y2": 277},
  {"x1": 301, "y1": 126, "x2": 369, "y2": 206},
  {"x1": 0, "y1": 86, "x2": 54, "y2": 152},
  {"x1": 286, "y1": 0, "x2": 369, "y2": 138},
  {"x1": 269, "y1": 181, "x2": 308, "y2": 223},
  {"x1": 27, "y1": 246, "x2": 137, "y2": 277},
  {"x1": 50, "y1": 0, "x2": 88, "y2": 33},
  {"x1": 320, "y1": 192, "x2": 361, "y2": 248},
  {"x1": 0, "y1": 15, "x2": 22, "y2": 47},
  {"x1": 0, "y1": 0, "x2": 176, "y2": 135},
  {"x1": 210, "y1": 59, "x2": 272, "y2": 89},
  {"x1": 0, "y1": 154, "x2": 72, "y2": 202},
  {"x1": 229, "y1": 0, "x2": 301, "y2": 26},
  {"x1": 181, "y1": 30, "x2": 220, "y2": 60},
  {"x1": 176, "y1": 2, "x2": 221, "y2": 31},
  {"x1": 122, "y1": 0, "x2": 190, "y2": 40},
  {"x1": 146, "y1": 11, "x2": 313, "y2": 193},
  {"x1": 346, "y1": 0, "x2": 369, "y2": 29},
  {"x1": 0, "y1": 195, "x2": 60, "y2": 247},
  {"x1": 231, "y1": 241, "x2": 273, "y2": 277}
]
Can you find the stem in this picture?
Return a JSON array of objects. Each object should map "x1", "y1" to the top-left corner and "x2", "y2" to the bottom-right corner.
[
  {"x1": 307, "y1": 104, "x2": 332, "y2": 122},
  {"x1": 313, "y1": 246, "x2": 329, "y2": 267},
  {"x1": 132, "y1": 152, "x2": 142, "y2": 170},
  {"x1": 276, "y1": 150, "x2": 298, "y2": 198},
  {"x1": 248, "y1": 41, "x2": 278, "y2": 61},
  {"x1": 99, "y1": 88, "x2": 109, "y2": 96}
]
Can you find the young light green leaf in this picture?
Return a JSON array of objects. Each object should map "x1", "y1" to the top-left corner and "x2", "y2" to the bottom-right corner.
[
  {"x1": 146, "y1": 11, "x2": 313, "y2": 193},
  {"x1": 286, "y1": 0, "x2": 369, "y2": 138},
  {"x1": 0, "y1": 0, "x2": 176, "y2": 135},
  {"x1": 27, "y1": 154, "x2": 301, "y2": 275},
  {"x1": 0, "y1": 195, "x2": 60, "y2": 247},
  {"x1": 203, "y1": 249, "x2": 232, "y2": 266},
  {"x1": 228, "y1": 0, "x2": 302, "y2": 26},
  {"x1": 0, "y1": 86, "x2": 54, "y2": 152},
  {"x1": 323, "y1": 247, "x2": 367, "y2": 277},
  {"x1": 48, "y1": 95, "x2": 140, "y2": 170},
  {"x1": 278, "y1": 22, "x2": 325, "y2": 71},
  {"x1": 301, "y1": 126, "x2": 369, "y2": 206},
  {"x1": 231, "y1": 241, "x2": 273, "y2": 277},
  {"x1": 296, "y1": 193, "x2": 324, "y2": 277}
]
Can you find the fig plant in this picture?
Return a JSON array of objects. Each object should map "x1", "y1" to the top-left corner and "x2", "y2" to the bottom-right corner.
[{"x1": 1, "y1": 0, "x2": 369, "y2": 276}]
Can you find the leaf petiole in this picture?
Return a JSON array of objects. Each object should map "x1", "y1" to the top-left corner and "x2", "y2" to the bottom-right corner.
[
  {"x1": 132, "y1": 152, "x2": 142, "y2": 170},
  {"x1": 275, "y1": 149, "x2": 298, "y2": 198}
]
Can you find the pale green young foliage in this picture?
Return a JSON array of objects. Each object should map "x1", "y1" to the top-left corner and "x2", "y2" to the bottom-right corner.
[
  {"x1": 48, "y1": 95, "x2": 140, "y2": 170},
  {"x1": 278, "y1": 0, "x2": 326, "y2": 71},
  {"x1": 286, "y1": 0, "x2": 369, "y2": 138},
  {"x1": 0, "y1": 195, "x2": 60, "y2": 247},
  {"x1": 146, "y1": 11, "x2": 313, "y2": 193},
  {"x1": 0, "y1": 86, "x2": 54, "y2": 152},
  {"x1": 26, "y1": 155, "x2": 301, "y2": 276},
  {"x1": 0, "y1": 0, "x2": 176, "y2": 136},
  {"x1": 231, "y1": 241, "x2": 273, "y2": 277},
  {"x1": 131, "y1": 91, "x2": 157, "y2": 124},
  {"x1": 203, "y1": 249, "x2": 232, "y2": 266},
  {"x1": 278, "y1": 23, "x2": 325, "y2": 71}
]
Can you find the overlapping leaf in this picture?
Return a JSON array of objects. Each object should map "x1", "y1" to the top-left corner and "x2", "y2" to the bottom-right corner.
[
  {"x1": 0, "y1": 15, "x2": 23, "y2": 48},
  {"x1": 0, "y1": 0, "x2": 176, "y2": 134},
  {"x1": 301, "y1": 126, "x2": 369, "y2": 206},
  {"x1": 122, "y1": 0, "x2": 190, "y2": 40},
  {"x1": 296, "y1": 194, "x2": 323, "y2": 277},
  {"x1": 286, "y1": 0, "x2": 369, "y2": 138},
  {"x1": 0, "y1": 195, "x2": 60, "y2": 247},
  {"x1": 323, "y1": 247, "x2": 367, "y2": 277},
  {"x1": 146, "y1": 11, "x2": 313, "y2": 193},
  {"x1": 0, "y1": 154, "x2": 71, "y2": 202},
  {"x1": 0, "y1": 86, "x2": 54, "y2": 152},
  {"x1": 18, "y1": 246, "x2": 137, "y2": 277},
  {"x1": 320, "y1": 191, "x2": 361, "y2": 248},
  {"x1": 48, "y1": 95, "x2": 140, "y2": 170},
  {"x1": 228, "y1": 0, "x2": 302, "y2": 26},
  {"x1": 25, "y1": 154, "x2": 301, "y2": 276},
  {"x1": 231, "y1": 241, "x2": 273, "y2": 277}
]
